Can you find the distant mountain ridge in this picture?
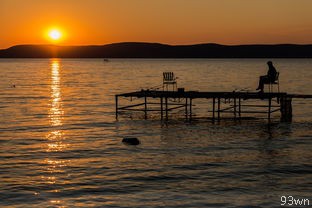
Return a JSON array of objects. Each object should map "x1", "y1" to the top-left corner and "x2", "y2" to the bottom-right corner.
[{"x1": 0, "y1": 42, "x2": 312, "y2": 58}]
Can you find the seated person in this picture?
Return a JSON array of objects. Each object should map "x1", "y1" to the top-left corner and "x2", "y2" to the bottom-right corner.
[{"x1": 257, "y1": 61, "x2": 277, "y2": 93}]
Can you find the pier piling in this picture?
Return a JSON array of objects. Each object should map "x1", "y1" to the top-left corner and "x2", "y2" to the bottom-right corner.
[
  {"x1": 234, "y1": 97, "x2": 237, "y2": 119},
  {"x1": 165, "y1": 97, "x2": 168, "y2": 121},
  {"x1": 160, "y1": 97, "x2": 163, "y2": 120},
  {"x1": 144, "y1": 96, "x2": 147, "y2": 119},
  {"x1": 115, "y1": 95, "x2": 118, "y2": 119},
  {"x1": 185, "y1": 98, "x2": 188, "y2": 119},
  {"x1": 238, "y1": 98, "x2": 241, "y2": 118},
  {"x1": 212, "y1": 97, "x2": 216, "y2": 121},
  {"x1": 217, "y1": 98, "x2": 221, "y2": 120},
  {"x1": 280, "y1": 97, "x2": 292, "y2": 122},
  {"x1": 190, "y1": 98, "x2": 193, "y2": 121},
  {"x1": 268, "y1": 97, "x2": 272, "y2": 120}
]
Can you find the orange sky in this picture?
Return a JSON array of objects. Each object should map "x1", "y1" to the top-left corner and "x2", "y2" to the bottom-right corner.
[{"x1": 1, "y1": 0, "x2": 312, "y2": 49}]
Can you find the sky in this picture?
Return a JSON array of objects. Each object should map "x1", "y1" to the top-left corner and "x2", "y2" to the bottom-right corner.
[{"x1": 0, "y1": 0, "x2": 312, "y2": 49}]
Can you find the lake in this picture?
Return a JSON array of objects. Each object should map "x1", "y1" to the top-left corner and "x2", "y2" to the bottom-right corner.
[{"x1": 0, "y1": 59, "x2": 311, "y2": 207}]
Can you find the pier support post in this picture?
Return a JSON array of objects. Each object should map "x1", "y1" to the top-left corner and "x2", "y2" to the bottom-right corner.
[
  {"x1": 160, "y1": 97, "x2": 163, "y2": 120},
  {"x1": 190, "y1": 98, "x2": 193, "y2": 121},
  {"x1": 217, "y1": 98, "x2": 221, "y2": 120},
  {"x1": 115, "y1": 95, "x2": 118, "y2": 119},
  {"x1": 280, "y1": 97, "x2": 292, "y2": 122},
  {"x1": 212, "y1": 97, "x2": 215, "y2": 121},
  {"x1": 268, "y1": 97, "x2": 272, "y2": 120},
  {"x1": 238, "y1": 97, "x2": 241, "y2": 118},
  {"x1": 165, "y1": 97, "x2": 168, "y2": 121},
  {"x1": 144, "y1": 96, "x2": 147, "y2": 119},
  {"x1": 185, "y1": 98, "x2": 188, "y2": 119},
  {"x1": 234, "y1": 97, "x2": 237, "y2": 119}
]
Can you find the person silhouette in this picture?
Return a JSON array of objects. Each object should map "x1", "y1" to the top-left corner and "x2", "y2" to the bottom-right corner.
[{"x1": 256, "y1": 61, "x2": 277, "y2": 93}]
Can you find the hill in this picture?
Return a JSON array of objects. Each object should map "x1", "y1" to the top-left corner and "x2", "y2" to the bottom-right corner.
[{"x1": 0, "y1": 42, "x2": 312, "y2": 58}]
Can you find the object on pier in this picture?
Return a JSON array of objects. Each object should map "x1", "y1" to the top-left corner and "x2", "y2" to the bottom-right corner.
[
  {"x1": 265, "y1": 71, "x2": 280, "y2": 93},
  {"x1": 163, "y1": 72, "x2": 177, "y2": 91}
]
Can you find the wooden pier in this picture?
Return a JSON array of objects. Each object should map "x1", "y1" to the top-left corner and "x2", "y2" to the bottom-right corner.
[{"x1": 115, "y1": 90, "x2": 312, "y2": 122}]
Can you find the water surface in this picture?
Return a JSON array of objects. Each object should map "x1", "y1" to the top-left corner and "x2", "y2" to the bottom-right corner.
[{"x1": 0, "y1": 59, "x2": 311, "y2": 207}]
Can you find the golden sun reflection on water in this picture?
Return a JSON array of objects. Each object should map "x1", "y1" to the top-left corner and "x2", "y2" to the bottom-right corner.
[
  {"x1": 46, "y1": 60, "x2": 66, "y2": 152},
  {"x1": 43, "y1": 60, "x2": 68, "y2": 205},
  {"x1": 46, "y1": 130, "x2": 68, "y2": 152},
  {"x1": 50, "y1": 60, "x2": 63, "y2": 127}
]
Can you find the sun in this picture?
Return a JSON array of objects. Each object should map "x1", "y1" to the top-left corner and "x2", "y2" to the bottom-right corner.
[{"x1": 49, "y1": 29, "x2": 62, "y2": 40}]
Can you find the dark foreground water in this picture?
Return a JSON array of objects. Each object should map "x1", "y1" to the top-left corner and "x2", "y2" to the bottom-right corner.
[{"x1": 0, "y1": 59, "x2": 311, "y2": 207}]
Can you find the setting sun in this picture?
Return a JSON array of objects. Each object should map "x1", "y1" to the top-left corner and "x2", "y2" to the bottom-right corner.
[{"x1": 49, "y1": 29, "x2": 62, "y2": 41}]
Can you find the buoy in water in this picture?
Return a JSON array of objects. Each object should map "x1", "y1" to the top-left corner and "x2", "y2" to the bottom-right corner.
[{"x1": 122, "y1": 137, "x2": 140, "y2": 145}]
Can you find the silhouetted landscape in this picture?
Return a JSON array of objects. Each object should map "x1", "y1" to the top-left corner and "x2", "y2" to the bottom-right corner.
[{"x1": 0, "y1": 42, "x2": 312, "y2": 58}]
